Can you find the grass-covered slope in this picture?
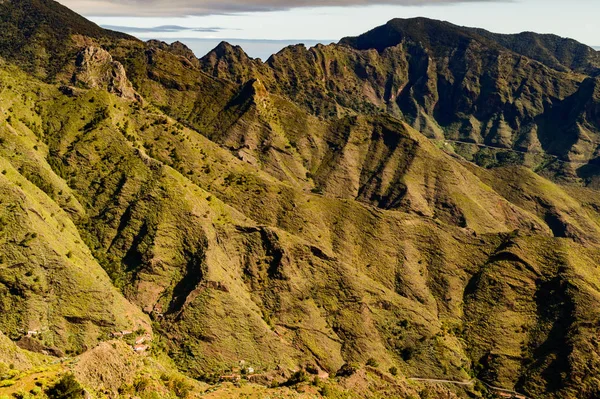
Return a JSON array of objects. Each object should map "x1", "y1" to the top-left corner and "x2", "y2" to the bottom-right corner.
[
  {"x1": 8, "y1": 50, "x2": 600, "y2": 398},
  {"x1": 0, "y1": 44, "x2": 473, "y2": 398},
  {"x1": 3, "y1": 3, "x2": 600, "y2": 398},
  {"x1": 0, "y1": 64, "x2": 149, "y2": 357}
]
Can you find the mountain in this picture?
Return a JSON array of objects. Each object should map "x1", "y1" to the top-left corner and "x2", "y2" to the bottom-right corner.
[
  {"x1": 200, "y1": 19, "x2": 600, "y2": 187},
  {"x1": 341, "y1": 18, "x2": 600, "y2": 74},
  {"x1": 2, "y1": 1, "x2": 600, "y2": 398},
  {"x1": 0, "y1": 0, "x2": 134, "y2": 79}
]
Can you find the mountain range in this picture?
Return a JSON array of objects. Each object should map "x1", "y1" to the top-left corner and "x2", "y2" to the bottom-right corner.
[{"x1": 2, "y1": 0, "x2": 600, "y2": 398}]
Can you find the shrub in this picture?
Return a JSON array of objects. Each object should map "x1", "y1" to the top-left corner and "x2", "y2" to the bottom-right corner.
[
  {"x1": 133, "y1": 377, "x2": 150, "y2": 392},
  {"x1": 320, "y1": 385, "x2": 334, "y2": 397},
  {"x1": 170, "y1": 377, "x2": 191, "y2": 398},
  {"x1": 401, "y1": 347, "x2": 414, "y2": 361},
  {"x1": 389, "y1": 366, "x2": 398, "y2": 376},
  {"x1": 45, "y1": 374, "x2": 85, "y2": 399},
  {"x1": 196, "y1": 372, "x2": 219, "y2": 385},
  {"x1": 284, "y1": 370, "x2": 309, "y2": 386},
  {"x1": 366, "y1": 357, "x2": 379, "y2": 368},
  {"x1": 335, "y1": 363, "x2": 359, "y2": 377}
]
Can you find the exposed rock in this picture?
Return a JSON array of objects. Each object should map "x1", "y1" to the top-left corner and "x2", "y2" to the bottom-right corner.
[
  {"x1": 73, "y1": 46, "x2": 140, "y2": 101},
  {"x1": 16, "y1": 336, "x2": 63, "y2": 357},
  {"x1": 146, "y1": 40, "x2": 199, "y2": 68}
]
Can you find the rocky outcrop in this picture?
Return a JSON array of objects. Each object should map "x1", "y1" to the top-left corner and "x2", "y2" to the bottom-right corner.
[
  {"x1": 146, "y1": 40, "x2": 200, "y2": 68},
  {"x1": 200, "y1": 41, "x2": 263, "y2": 84},
  {"x1": 73, "y1": 46, "x2": 140, "y2": 101}
]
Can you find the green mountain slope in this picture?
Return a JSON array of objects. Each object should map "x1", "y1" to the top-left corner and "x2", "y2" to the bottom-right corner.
[
  {"x1": 0, "y1": 63, "x2": 149, "y2": 356},
  {"x1": 200, "y1": 20, "x2": 600, "y2": 186},
  {"x1": 3, "y1": 1, "x2": 600, "y2": 398}
]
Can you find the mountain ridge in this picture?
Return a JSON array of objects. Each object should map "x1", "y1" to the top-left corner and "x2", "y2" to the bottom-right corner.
[
  {"x1": 199, "y1": 20, "x2": 600, "y2": 187},
  {"x1": 339, "y1": 18, "x2": 600, "y2": 74},
  {"x1": 0, "y1": 0, "x2": 136, "y2": 79},
  {"x1": 2, "y1": 2, "x2": 600, "y2": 398}
]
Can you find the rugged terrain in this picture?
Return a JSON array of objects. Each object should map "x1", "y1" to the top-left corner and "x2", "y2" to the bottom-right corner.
[{"x1": 2, "y1": 0, "x2": 600, "y2": 398}]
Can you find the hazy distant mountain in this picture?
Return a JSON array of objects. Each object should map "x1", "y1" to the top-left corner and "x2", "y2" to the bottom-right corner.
[{"x1": 3, "y1": 1, "x2": 600, "y2": 399}]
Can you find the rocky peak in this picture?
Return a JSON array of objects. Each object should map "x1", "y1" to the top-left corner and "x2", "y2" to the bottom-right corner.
[
  {"x1": 73, "y1": 46, "x2": 140, "y2": 101},
  {"x1": 146, "y1": 39, "x2": 199, "y2": 67},
  {"x1": 199, "y1": 41, "x2": 260, "y2": 84},
  {"x1": 212, "y1": 41, "x2": 251, "y2": 60}
]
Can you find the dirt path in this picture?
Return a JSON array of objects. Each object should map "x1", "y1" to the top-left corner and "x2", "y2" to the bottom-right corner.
[
  {"x1": 408, "y1": 377, "x2": 474, "y2": 386},
  {"x1": 409, "y1": 377, "x2": 531, "y2": 398},
  {"x1": 440, "y1": 139, "x2": 587, "y2": 165},
  {"x1": 480, "y1": 381, "x2": 531, "y2": 399}
]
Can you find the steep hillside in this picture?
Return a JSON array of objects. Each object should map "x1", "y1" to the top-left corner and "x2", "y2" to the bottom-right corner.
[
  {"x1": 199, "y1": 19, "x2": 600, "y2": 185},
  {"x1": 0, "y1": 0, "x2": 134, "y2": 80},
  {"x1": 3, "y1": 2, "x2": 600, "y2": 398},
  {"x1": 0, "y1": 63, "x2": 149, "y2": 356},
  {"x1": 0, "y1": 45, "x2": 474, "y2": 399}
]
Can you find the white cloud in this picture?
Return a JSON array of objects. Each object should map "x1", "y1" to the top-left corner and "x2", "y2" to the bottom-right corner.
[
  {"x1": 101, "y1": 24, "x2": 226, "y2": 33},
  {"x1": 57, "y1": 0, "x2": 497, "y2": 17}
]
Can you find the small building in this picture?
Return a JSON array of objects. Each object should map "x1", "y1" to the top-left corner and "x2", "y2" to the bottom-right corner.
[{"x1": 133, "y1": 344, "x2": 149, "y2": 353}]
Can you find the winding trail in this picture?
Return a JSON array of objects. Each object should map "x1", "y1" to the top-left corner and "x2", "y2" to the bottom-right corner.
[
  {"x1": 439, "y1": 139, "x2": 587, "y2": 166},
  {"x1": 408, "y1": 377, "x2": 474, "y2": 386},
  {"x1": 408, "y1": 377, "x2": 531, "y2": 399}
]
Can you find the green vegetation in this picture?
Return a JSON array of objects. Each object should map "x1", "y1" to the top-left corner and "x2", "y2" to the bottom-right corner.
[
  {"x1": 45, "y1": 374, "x2": 84, "y2": 399},
  {"x1": 2, "y1": 1, "x2": 600, "y2": 398}
]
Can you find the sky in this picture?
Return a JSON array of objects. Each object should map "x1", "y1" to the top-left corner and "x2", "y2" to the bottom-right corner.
[{"x1": 57, "y1": 0, "x2": 600, "y2": 59}]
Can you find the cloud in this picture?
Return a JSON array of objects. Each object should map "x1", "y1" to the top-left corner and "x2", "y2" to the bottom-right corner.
[
  {"x1": 58, "y1": 0, "x2": 498, "y2": 17},
  {"x1": 101, "y1": 25, "x2": 226, "y2": 33}
]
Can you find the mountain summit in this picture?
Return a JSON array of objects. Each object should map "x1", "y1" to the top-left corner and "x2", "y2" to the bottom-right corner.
[{"x1": 341, "y1": 17, "x2": 600, "y2": 73}]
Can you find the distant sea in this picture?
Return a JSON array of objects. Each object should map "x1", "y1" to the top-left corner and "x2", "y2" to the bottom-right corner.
[{"x1": 158, "y1": 38, "x2": 336, "y2": 60}]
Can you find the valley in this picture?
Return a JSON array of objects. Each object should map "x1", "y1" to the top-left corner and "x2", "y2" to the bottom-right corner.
[{"x1": 1, "y1": 1, "x2": 600, "y2": 398}]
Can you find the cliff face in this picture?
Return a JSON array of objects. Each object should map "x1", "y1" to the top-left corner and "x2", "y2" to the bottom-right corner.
[
  {"x1": 72, "y1": 46, "x2": 140, "y2": 101},
  {"x1": 3, "y1": 2, "x2": 600, "y2": 398},
  {"x1": 199, "y1": 19, "x2": 600, "y2": 185}
]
